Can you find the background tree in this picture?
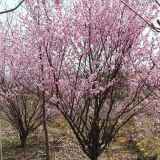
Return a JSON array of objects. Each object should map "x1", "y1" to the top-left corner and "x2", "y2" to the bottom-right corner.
[
  {"x1": 0, "y1": 3, "x2": 56, "y2": 158},
  {"x1": 0, "y1": 88, "x2": 43, "y2": 148}
]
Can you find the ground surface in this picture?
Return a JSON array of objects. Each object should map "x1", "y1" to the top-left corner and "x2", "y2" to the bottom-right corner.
[{"x1": 0, "y1": 117, "x2": 159, "y2": 160}]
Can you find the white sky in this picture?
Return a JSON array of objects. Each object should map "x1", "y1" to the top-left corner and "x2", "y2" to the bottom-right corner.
[
  {"x1": 0, "y1": 0, "x2": 19, "y2": 9},
  {"x1": 0, "y1": 0, "x2": 22, "y2": 23}
]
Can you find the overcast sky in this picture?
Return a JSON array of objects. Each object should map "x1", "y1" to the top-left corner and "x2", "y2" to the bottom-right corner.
[
  {"x1": 0, "y1": 0, "x2": 18, "y2": 9},
  {"x1": 0, "y1": 0, "x2": 21, "y2": 22}
]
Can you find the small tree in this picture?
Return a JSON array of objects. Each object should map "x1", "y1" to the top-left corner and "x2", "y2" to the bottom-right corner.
[{"x1": 0, "y1": 86, "x2": 44, "y2": 148}]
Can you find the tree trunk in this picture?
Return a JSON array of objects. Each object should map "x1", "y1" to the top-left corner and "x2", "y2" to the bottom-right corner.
[
  {"x1": 19, "y1": 134, "x2": 27, "y2": 148},
  {"x1": 90, "y1": 155, "x2": 98, "y2": 160},
  {"x1": 42, "y1": 91, "x2": 50, "y2": 160},
  {"x1": 19, "y1": 133, "x2": 28, "y2": 157}
]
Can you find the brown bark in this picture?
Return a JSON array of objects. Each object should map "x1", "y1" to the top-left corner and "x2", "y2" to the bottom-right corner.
[{"x1": 42, "y1": 91, "x2": 50, "y2": 160}]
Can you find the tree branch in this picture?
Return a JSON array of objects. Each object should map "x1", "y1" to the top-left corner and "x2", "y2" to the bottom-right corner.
[
  {"x1": 0, "y1": 0, "x2": 25, "y2": 15},
  {"x1": 155, "y1": 0, "x2": 160, "y2": 7},
  {"x1": 119, "y1": 0, "x2": 160, "y2": 32}
]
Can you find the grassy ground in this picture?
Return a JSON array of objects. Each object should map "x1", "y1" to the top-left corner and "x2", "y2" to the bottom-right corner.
[{"x1": 0, "y1": 117, "x2": 159, "y2": 160}]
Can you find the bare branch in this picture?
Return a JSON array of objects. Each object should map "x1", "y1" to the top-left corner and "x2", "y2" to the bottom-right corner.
[
  {"x1": 120, "y1": 0, "x2": 151, "y2": 25},
  {"x1": 120, "y1": 0, "x2": 160, "y2": 32},
  {"x1": 0, "y1": 0, "x2": 24, "y2": 15},
  {"x1": 155, "y1": 0, "x2": 160, "y2": 7}
]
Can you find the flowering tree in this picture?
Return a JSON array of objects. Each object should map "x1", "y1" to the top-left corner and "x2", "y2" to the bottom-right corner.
[
  {"x1": 46, "y1": 0, "x2": 153, "y2": 159},
  {"x1": 0, "y1": 3, "x2": 55, "y2": 158},
  {"x1": 0, "y1": 23, "x2": 53, "y2": 150},
  {"x1": 0, "y1": 0, "x2": 155, "y2": 160},
  {"x1": 0, "y1": 91, "x2": 43, "y2": 148},
  {"x1": 8, "y1": 0, "x2": 152, "y2": 159}
]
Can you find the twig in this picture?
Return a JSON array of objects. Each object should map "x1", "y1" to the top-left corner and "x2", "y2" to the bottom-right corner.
[{"x1": 120, "y1": 0, "x2": 160, "y2": 32}]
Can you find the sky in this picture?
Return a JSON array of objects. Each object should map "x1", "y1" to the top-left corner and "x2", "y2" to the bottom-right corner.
[
  {"x1": 0, "y1": 0, "x2": 72, "y2": 10},
  {"x1": 0, "y1": 0, "x2": 22, "y2": 22},
  {"x1": 0, "y1": 0, "x2": 158, "y2": 40},
  {"x1": 0, "y1": 0, "x2": 19, "y2": 10}
]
